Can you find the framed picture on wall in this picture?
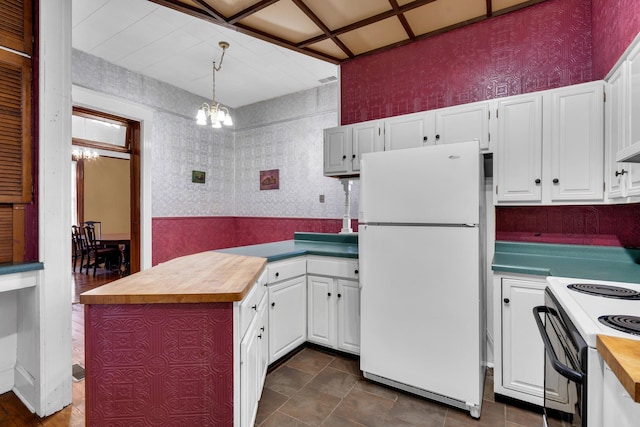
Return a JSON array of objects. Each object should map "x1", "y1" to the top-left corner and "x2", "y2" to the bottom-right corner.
[
  {"x1": 192, "y1": 170, "x2": 206, "y2": 184},
  {"x1": 260, "y1": 169, "x2": 279, "y2": 190}
]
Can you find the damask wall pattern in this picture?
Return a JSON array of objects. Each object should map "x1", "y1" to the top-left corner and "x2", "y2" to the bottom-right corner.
[
  {"x1": 234, "y1": 84, "x2": 358, "y2": 219},
  {"x1": 72, "y1": 51, "x2": 354, "y2": 220},
  {"x1": 340, "y1": 0, "x2": 593, "y2": 125},
  {"x1": 592, "y1": 0, "x2": 640, "y2": 79}
]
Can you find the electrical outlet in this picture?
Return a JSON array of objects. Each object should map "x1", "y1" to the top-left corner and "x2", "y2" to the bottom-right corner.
[{"x1": 319, "y1": 194, "x2": 325, "y2": 203}]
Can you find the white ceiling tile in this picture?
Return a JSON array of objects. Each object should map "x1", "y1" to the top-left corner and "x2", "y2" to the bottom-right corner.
[{"x1": 72, "y1": 0, "x2": 337, "y2": 107}]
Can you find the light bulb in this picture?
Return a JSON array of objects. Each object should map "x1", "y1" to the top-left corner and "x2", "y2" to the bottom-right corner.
[
  {"x1": 196, "y1": 109, "x2": 207, "y2": 125},
  {"x1": 223, "y1": 114, "x2": 233, "y2": 126},
  {"x1": 212, "y1": 120, "x2": 222, "y2": 129}
]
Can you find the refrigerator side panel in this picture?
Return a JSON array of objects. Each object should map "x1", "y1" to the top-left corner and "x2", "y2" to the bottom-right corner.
[
  {"x1": 359, "y1": 141, "x2": 480, "y2": 224},
  {"x1": 360, "y1": 224, "x2": 482, "y2": 405}
]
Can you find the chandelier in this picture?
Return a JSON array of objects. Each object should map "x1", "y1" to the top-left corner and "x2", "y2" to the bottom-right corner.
[{"x1": 196, "y1": 41, "x2": 233, "y2": 128}]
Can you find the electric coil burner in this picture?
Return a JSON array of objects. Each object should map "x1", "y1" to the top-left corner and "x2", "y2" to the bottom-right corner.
[
  {"x1": 598, "y1": 315, "x2": 640, "y2": 336},
  {"x1": 567, "y1": 283, "x2": 640, "y2": 299}
]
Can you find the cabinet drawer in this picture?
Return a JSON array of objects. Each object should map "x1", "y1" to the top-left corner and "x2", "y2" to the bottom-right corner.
[
  {"x1": 267, "y1": 258, "x2": 306, "y2": 283},
  {"x1": 239, "y1": 273, "x2": 267, "y2": 339},
  {"x1": 307, "y1": 257, "x2": 359, "y2": 280}
]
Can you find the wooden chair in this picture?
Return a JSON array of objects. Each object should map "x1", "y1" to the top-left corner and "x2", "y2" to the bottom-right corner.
[
  {"x1": 71, "y1": 225, "x2": 87, "y2": 273},
  {"x1": 83, "y1": 224, "x2": 118, "y2": 276}
]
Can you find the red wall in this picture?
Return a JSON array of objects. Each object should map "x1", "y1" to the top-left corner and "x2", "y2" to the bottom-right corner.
[
  {"x1": 496, "y1": 204, "x2": 640, "y2": 247},
  {"x1": 592, "y1": 0, "x2": 640, "y2": 79},
  {"x1": 152, "y1": 217, "x2": 359, "y2": 265},
  {"x1": 340, "y1": 0, "x2": 593, "y2": 125}
]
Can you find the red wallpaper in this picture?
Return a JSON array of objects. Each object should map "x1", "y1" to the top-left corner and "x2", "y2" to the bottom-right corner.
[
  {"x1": 152, "y1": 216, "x2": 359, "y2": 265},
  {"x1": 495, "y1": 203, "x2": 640, "y2": 247},
  {"x1": 84, "y1": 303, "x2": 234, "y2": 426},
  {"x1": 592, "y1": 0, "x2": 640, "y2": 79},
  {"x1": 340, "y1": 0, "x2": 593, "y2": 125}
]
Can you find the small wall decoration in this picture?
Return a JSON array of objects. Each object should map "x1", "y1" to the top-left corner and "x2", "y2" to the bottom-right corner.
[
  {"x1": 192, "y1": 170, "x2": 206, "y2": 184},
  {"x1": 260, "y1": 169, "x2": 279, "y2": 190}
]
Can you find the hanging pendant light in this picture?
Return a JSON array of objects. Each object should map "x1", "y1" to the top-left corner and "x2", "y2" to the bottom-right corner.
[{"x1": 196, "y1": 41, "x2": 233, "y2": 128}]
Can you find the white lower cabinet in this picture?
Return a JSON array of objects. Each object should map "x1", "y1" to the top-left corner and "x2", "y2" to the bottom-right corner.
[
  {"x1": 307, "y1": 276, "x2": 360, "y2": 354},
  {"x1": 493, "y1": 273, "x2": 546, "y2": 405},
  {"x1": 267, "y1": 258, "x2": 307, "y2": 363},
  {"x1": 238, "y1": 271, "x2": 268, "y2": 427}
]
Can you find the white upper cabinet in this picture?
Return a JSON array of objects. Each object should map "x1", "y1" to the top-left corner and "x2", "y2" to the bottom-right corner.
[
  {"x1": 606, "y1": 41, "x2": 640, "y2": 200},
  {"x1": 351, "y1": 121, "x2": 383, "y2": 172},
  {"x1": 324, "y1": 121, "x2": 383, "y2": 176},
  {"x1": 434, "y1": 101, "x2": 492, "y2": 151},
  {"x1": 384, "y1": 111, "x2": 435, "y2": 151},
  {"x1": 323, "y1": 126, "x2": 350, "y2": 175},
  {"x1": 495, "y1": 81, "x2": 605, "y2": 205},
  {"x1": 495, "y1": 94, "x2": 543, "y2": 202},
  {"x1": 546, "y1": 82, "x2": 604, "y2": 202}
]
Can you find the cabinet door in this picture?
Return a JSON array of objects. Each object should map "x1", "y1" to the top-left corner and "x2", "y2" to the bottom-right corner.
[
  {"x1": 547, "y1": 83, "x2": 604, "y2": 202},
  {"x1": 307, "y1": 275, "x2": 335, "y2": 347},
  {"x1": 256, "y1": 292, "x2": 269, "y2": 392},
  {"x1": 324, "y1": 126, "x2": 350, "y2": 175},
  {"x1": 384, "y1": 111, "x2": 434, "y2": 151},
  {"x1": 495, "y1": 95, "x2": 543, "y2": 202},
  {"x1": 625, "y1": 46, "x2": 640, "y2": 196},
  {"x1": 240, "y1": 317, "x2": 259, "y2": 427},
  {"x1": 435, "y1": 102, "x2": 490, "y2": 150},
  {"x1": 337, "y1": 280, "x2": 360, "y2": 354},
  {"x1": 607, "y1": 64, "x2": 628, "y2": 198},
  {"x1": 351, "y1": 121, "x2": 383, "y2": 172},
  {"x1": 501, "y1": 278, "x2": 545, "y2": 398},
  {"x1": 268, "y1": 276, "x2": 307, "y2": 363}
]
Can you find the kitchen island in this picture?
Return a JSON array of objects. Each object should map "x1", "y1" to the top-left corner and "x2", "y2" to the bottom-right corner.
[
  {"x1": 79, "y1": 232, "x2": 359, "y2": 426},
  {"x1": 79, "y1": 251, "x2": 267, "y2": 426}
]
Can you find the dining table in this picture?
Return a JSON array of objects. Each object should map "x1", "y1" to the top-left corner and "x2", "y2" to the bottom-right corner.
[{"x1": 100, "y1": 233, "x2": 131, "y2": 275}]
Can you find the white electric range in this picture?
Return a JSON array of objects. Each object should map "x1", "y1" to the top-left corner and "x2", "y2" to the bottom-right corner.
[{"x1": 541, "y1": 276, "x2": 640, "y2": 427}]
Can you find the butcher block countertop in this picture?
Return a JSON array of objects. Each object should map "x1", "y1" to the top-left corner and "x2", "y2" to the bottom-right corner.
[
  {"x1": 79, "y1": 251, "x2": 267, "y2": 305},
  {"x1": 597, "y1": 335, "x2": 640, "y2": 403}
]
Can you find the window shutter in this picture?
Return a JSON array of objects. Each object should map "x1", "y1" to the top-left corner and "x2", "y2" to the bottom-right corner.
[
  {"x1": 0, "y1": 0, "x2": 33, "y2": 56},
  {"x1": 0, "y1": 49, "x2": 31, "y2": 203},
  {"x1": 0, "y1": 205, "x2": 12, "y2": 263}
]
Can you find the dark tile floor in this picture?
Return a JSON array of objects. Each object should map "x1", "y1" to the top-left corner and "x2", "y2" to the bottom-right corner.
[{"x1": 256, "y1": 347, "x2": 552, "y2": 427}]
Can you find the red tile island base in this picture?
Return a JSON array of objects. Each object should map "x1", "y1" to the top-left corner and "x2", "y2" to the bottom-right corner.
[{"x1": 84, "y1": 303, "x2": 234, "y2": 426}]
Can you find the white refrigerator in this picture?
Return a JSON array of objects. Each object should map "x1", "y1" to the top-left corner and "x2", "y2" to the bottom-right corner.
[{"x1": 359, "y1": 140, "x2": 486, "y2": 419}]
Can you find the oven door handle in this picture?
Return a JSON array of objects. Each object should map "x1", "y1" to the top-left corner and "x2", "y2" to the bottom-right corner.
[{"x1": 533, "y1": 306, "x2": 584, "y2": 384}]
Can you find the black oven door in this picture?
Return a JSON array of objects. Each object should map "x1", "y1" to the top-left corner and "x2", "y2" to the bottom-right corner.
[{"x1": 534, "y1": 290, "x2": 587, "y2": 427}]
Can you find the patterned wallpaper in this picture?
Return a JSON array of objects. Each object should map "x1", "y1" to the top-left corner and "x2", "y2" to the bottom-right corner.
[
  {"x1": 72, "y1": 50, "x2": 355, "y2": 221},
  {"x1": 340, "y1": 0, "x2": 593, "y2": 125},
  {"x1": 592, "y1": 0, "x2": 640, "y2": 78},
  {"x1": 85, "y1": 303, "x2": 234, "y2": 425}
]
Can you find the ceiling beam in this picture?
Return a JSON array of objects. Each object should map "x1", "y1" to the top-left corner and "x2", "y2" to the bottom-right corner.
[
  {"x1": 389, "y1": 0, "x2": 415, "y2": 40},
  {"x1": 228, "y1": 0, "x2": 280, "y2": 25},
  {"x1": 291, "y1": 0, "x2": 354, "y2": 59},
  {"x1": 298, "y1": 0, "x2": 437, "y2": 48}
]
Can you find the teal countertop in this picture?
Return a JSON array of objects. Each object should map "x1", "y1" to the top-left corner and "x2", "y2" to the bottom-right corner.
[
  {"x1": 218, "y1": 232, "x2": 358, "y2": 262},
  {"x1": 0, "y1": 262, "x2": 44, "y2": 276},
  {"x1": 492, "y1": 241, "x2": 640, "y2": 284}
]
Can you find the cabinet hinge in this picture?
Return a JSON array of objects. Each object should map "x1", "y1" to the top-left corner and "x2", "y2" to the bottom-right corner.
[
  {"x1": 603, "y1": 91, "x2": 607, "y2": 103},
  {"x1": 495, "y1": 185, "x2": 498, "y2": 195},
  {"x1": 496, "y1": 109, "x2": 499, "y2": 119},
  {"x1": 488, "y1": 133, "x2": 491, "y2": 142},
  {"x1": 378, "y1": 128, "x2": 381, "y2": 136},
  {"x1": 488, "y1": 110, "x2": 491, "y2": 119}
]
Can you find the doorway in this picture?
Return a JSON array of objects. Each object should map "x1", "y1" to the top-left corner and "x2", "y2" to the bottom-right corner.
[{"x1": 71, "y1": 106, "x2": 141, "y2": 279}]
